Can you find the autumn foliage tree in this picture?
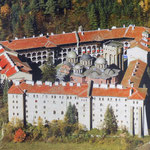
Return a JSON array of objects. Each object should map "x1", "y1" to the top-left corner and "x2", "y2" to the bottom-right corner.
[{"x1": 14, "y1": 128, "x2": 26, "y2": 143}]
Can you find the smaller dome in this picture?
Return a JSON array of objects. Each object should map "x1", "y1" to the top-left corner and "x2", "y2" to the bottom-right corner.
[
  {"x1": 63, "y1": 61, "x2": 72, "y2": 67},
  {"x1": 81, "y1": 54, "x2": 92, "y2": 60},
  {"x1": 67, "y1": 51, "x2": 77, "y2": 59},
  {"x1": 104, "y1": 68, "x2": 115, "y2": 76},
  {"x1": 95, "y1": 57, "x2": 106, "y2": 65},
  {"x1": 90, "y1": 72, "x2": 100, "y2": 78},
  {"x1": 74, "y1": 64, "x2": 83, "y2": 69}
]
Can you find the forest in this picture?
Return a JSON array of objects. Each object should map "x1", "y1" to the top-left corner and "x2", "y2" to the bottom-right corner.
[{"x1": 0, "y1": 0, "x2": 149, "y2": 40}]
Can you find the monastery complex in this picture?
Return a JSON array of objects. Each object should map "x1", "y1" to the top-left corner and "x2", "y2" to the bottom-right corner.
[{"x1": 1, "y1": 24, "x2": 150, "y2": 137}]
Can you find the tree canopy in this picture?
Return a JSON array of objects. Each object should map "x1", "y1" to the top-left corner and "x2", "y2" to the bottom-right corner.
[
  {"x1": 0, "y1": 0, "x2": 149, "y2": 40},
  {"x1": 65, "y1": 103, "x2": 78, "y2": 124},
  {"x1": 103, "y1": 105, "x2": 118, "y2": 134},
  {"x1": 41, "y1": 58, "x2": 56, "y2": 82}
]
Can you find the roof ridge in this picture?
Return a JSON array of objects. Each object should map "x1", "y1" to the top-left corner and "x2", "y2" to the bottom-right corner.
[
  {"x1": 44, "y1": 40, "x2": 57, "y2": 47},
  {"x1": 130, "y1": 87, "x2": 145, "y2": 99},
  {"x1": 124, "y1": 25, "x2": 131, "y2": 37}
]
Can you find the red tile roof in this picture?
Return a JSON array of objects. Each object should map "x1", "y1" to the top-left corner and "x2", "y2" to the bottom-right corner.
[
  {"x1": 8, "y1": 82, "x2": 89, "y2": 98},
  {"x1": 121, "y1": 59, "x2": 147, "y2": 88},
  {"x1": 8, "y1": 54, "x2": 31, "y2": 73},
  {"x1": 8, "y1": 81, "x2": 147, "y2": 100},
  {"x1": 92, "y1": 86, "x2": 147, "y2": 100},
  {"x1": 48, "y1": 33, "x2": 77, "y2": 45},
  {"x1": 0, "y1": 53, "x2": 18, "y2": 77},
  {"x1": 1, "y1": 36, "x2": 50, "y2": 51},
  {"x1": 1, "y1": 26, "x2": 150, "y2": 51},
  {"x1": 0, "y1": 48, "x2": 32, "y2": 77}
]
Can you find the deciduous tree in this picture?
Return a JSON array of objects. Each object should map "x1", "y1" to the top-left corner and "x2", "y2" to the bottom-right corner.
[{"x1": 14, "y1": 128, "x2": 26, "y2": 142}]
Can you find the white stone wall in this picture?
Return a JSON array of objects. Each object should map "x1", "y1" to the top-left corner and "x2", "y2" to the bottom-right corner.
[
  {"x1": 127, "y1": 47, "x2": 148, "y2": 64},
  {"x1": 78, "y1": 97, "x2": 91, "y2": 130},
  {"x1": 25, "y1": 93, "x2": 83, "y2": 125},
  {"x1": 8, "y1": 94, "x2": 24, "y2": 122},
  {"x1": 8, "y1": 92, "x2": 149, "y2": 136},
  {"x1": 91, "y1": 96, "x2": 148, "y2": 135},
  {"x1": 9, "y1": 71, "x2": 32, "y2": 81}
]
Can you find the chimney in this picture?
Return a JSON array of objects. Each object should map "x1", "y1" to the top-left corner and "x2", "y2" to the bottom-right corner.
[
  {"x1": 49, "y1": 82, "x2": 52, "y2": 86},
  {"x1": 45, "y1": 81, "x2": 50, "y2": 85},
  {"x1": 14, "y1": 80, "x2": 20, "y2": 86},
  {"x1": 77, "y1": 83, "x2": 81, "y2": 87},
  {"x1": 62, "y1": 82, "x2": 66, "y2": 86},
  {"x1": 109, "y1": 84, "x2": 115, "y2": 88},
  {"x1": 36, "y1": 81, "x2": 42, "y2": 85},
  {"x1": 62, "y1": 31, "x2": 65, "y2": 34},
  {"x1": 51, "y1": 32, "x2": 54, "y2": 35},
  {"x1": 33, "y1": 35, "x2": 35, "y2": 38},
  {"x1": 78, "y1": 25, "x2": 83, "y2": 32},
  {"x1": 111, "y1": 26, "x2": 116, "y2": 29},
  {"x1": 128, "y1": 79, "x2": 131, "y2": 84},
  {"x1": 26, "y1": 80, "x2": 34, "y2": 86},
  {"x1": 123, "y1": 24, "x2": 125, "y2": 28},
  {"x1": 132, "y1": 25, "x2": 135, "y2": 30},
  {"x1": 39, "y1": 33, "x2": 43, "y2": 37},
  {"x1": 129, "y1": 88, "x2": 134, "y2": 96},
  {"x1": 15, "y1": 37, "x2": 18, "y2": 40},
  {"x1": 98, "y1": 28, "x2": 101, "y2": 31},
  {"x1": 23, "y1": 89, "x2": 27, "y2": 93},
  {"x1": 93, "y1": 84, "x2": 99, "y2": 88},
  {"x1": 69, "y1": 82, "x2": 74, "y2": 86},
  {"x1": 117, "y1": 84, "x2": 123, "y2": 89},
  {"x1": 55, "y1": 82, "x2": 59, "y2": 86}
]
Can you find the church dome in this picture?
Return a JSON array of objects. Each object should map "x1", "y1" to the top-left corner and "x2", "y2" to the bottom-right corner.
[
  {"x1": 74, "y1": 64, "x2": 83, "y2": 69},
  {"x1": 104, "y1": 68, "x2": 115, "y2": 76},
  {"x1": 81, "y1": 54, "x2": 92, "y2": 60},
  {"x1": 95, "y1": 57, "x2": 106, "y2": 65},
  {"x1": 67, "y1": 51, "x2": 77, "y2": 59}
]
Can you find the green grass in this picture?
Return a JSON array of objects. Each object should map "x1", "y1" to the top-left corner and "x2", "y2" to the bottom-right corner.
[
  {"x1": 0, "y1": 142, "x2": 123, "y2": 150},
  {"x1": 0, "y1": 137, "x2": 138, "y2": 150},
  {"x1": 0, "y1": 135, "x2": 150, "y2": 150}
]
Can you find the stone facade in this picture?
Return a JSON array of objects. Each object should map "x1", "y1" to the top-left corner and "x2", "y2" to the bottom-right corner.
[{"x1": 8, "y1": 80, "x2": 149, "y2": 136}]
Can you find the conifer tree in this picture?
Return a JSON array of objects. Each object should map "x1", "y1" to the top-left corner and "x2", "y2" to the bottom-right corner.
[
  {"x1": 65, "y1": 104, "x2": 78, "y2": 124},
  {"x1": 103, "y1": 105, "x2": 117, "y2": 134},
  {"x1": 29, "y1": 0, "x2": 39, "y2": 12},
  {"x1": 23, "y1": 15, "x2": 35, "y2": 37},
  {"x1": 39, "y1": 0, "x2": 45, "y2": 11},
  {"x1": 41, "y1": 58, "x2": 56, "y2": 82},
  {"x1": 87, "y1": 4, "x2": 98, "y2": 30},
  {"x1": 45, "y1": 0, "x2": 56, "y2": 16},
  {"x1": 3, "y1": 79, "x2": 8, "y2": 104}
]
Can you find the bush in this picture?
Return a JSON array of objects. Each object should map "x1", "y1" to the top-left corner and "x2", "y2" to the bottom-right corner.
[{"x1": 14, "y1": 128, "x2": 26, "y2": 143}]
